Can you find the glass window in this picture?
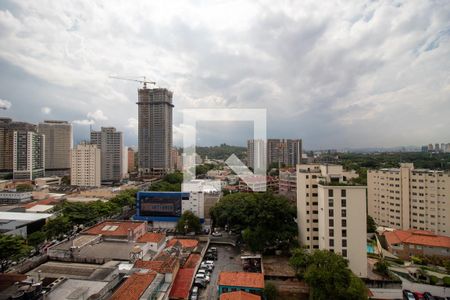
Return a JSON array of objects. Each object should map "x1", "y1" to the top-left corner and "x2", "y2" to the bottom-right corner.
[
  {"x1": 329, "y1": 239, "x2": 334, "y2": 247},
  {"x1": 328, "y1": 189, "x2": 333, "y2": 197},
  {"x1": 329, "y1": 229, "x2": 334, "y2": 237},
  {"x1": 329, "y1": 219, "x2": 334, "y2": 227},
  {"x1": 341, "y1": 189, "x2": 346, "y2": 197}
]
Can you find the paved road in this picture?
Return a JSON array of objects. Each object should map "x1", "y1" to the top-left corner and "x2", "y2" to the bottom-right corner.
[{"x1": 199, "y1": 244, "x2": 243, "y2": 300}]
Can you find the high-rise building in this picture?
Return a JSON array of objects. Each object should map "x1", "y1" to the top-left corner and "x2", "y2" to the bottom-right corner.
[
  {"x1": 368, "y1": 163, "x2": 450, "y2": 237},
  {"x1": 90, "y1": 127, "x2": 123, "y2": 182},
  {"x1": 137, "y1": 88, "x2": 173, "y2": 176},
  {"x1": 37, "y1": 120, "x2": 72, "y2": 176},
  {"x1": 127, "y1": 147, "x2": 135, "y2": 173},
  {"x1": 247, "y1": 139, "x2": 302, "y2": 170},
  {"x1": 71, "y1": 142, "x2": 101, "y2": 187},
  {"x1": 247, "y1": 139, "x2": 266, "y2": 172},
  {"x1": 296, "y1": 164, "x2": 367, "y2": 277},
  {"x1": 1, "y1": 118, "x2": 36, "y2": 173},
  {"x1": 428, "y1": 144, "x2": 434, "y2": 152},
  {"x1": 13, "y1": 131, "x2": 45, "y2": 180},
  {"x1": 170, "y1": 148, "x2": 182, "y2": 171}
]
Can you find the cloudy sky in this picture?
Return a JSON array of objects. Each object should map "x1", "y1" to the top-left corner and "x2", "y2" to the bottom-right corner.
[{"x1": 0, "y1": 0, "x2": 449, "y2": 149}]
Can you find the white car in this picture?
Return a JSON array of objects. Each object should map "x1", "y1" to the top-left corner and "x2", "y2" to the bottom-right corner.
[
  {"x1": 195, "y1": 273, "x2": 205, "y2": 279},
  {"x1": 205, "y1": 260, "x2": 215, "y2": 266},
  {"x1": 212, "y1": 231, "x2": 222, "y2": 237}
]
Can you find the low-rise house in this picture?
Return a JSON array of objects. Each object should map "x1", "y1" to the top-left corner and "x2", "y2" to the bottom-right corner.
[
  {"x1": 110, "y1": 270, "x2": 159, "y2": 300},
  {"x1": 0, "y1": 191, "x2": 32, "y2": 204},
  {"x1": 384, "y1": 229, "x2": 450, "y2": 259},
  {"x1": 137, "y1": 232, "x2": 167, "y2": 253},
  {"x1": 218, "y1": 272, "x2": 265, "y2": 297},
  {"x1": 220, "y1": 291, "x2": 261, "y2": 300}
]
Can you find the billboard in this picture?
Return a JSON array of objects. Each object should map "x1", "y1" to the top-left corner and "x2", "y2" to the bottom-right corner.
[{"x1": 137, "y1": 192, "x2": 189, "y2": 218}]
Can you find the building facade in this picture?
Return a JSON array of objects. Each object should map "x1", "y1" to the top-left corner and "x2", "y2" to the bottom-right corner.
[
  {"x1": 368, "y1": 163, "x2": 450, "y2": 237},
  {"x1": 128, "y1": 147, "x2": 135, "y2": 173},
  {"x1": 37, "y1": 120, "x2": 72, "y2": 176},
  {"x1": 137, "y1": 88, "x2": 173, "y2": 176},
  {"x1": 296, "y1": 164, "x2": 367, "y2": 277},
  {"x1": 0, "y1": 118, "x2": 36, "y2": 173},
  {"x1": 13, "y1": 131, "x2": 45, "y2": 180},
  {"x1": 279, "y1": 168, "x2": 297, "y2": 201},
  {"x1": 247, "y1": 139, "x2": 302, "y2": 170},
  {"x1": 90, "y1": 127, "x2": 124, "y2": 182},
  {"x1": 71, "y1": 142, "x2": 101, "y2": 187}
]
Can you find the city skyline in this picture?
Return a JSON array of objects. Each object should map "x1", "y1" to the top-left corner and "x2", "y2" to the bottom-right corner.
[{"x1": 0, "y1": 1, "x2": 449, "y2": 149}]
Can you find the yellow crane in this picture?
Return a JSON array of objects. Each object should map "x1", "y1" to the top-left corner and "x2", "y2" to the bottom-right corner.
[{"x1": 109, "y1": 75, "x2": 156, "y2": 89}]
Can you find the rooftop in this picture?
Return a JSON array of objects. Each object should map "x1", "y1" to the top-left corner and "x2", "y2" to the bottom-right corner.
[
  {"x1": 166, "y1": 238, "x2": 199, "y2": 249},
  {"x1": 218, "y1": 272, "x2": 265, "y2": 289},
  {"x1": 183, "y1": 253, "x2": 201, "y2": 269},
  {"x1": 137, "y1": 232, "x2": 165, "y2": 244},
  {"x1": 220, "y1": 291, "x2": 261, "y2": 300},
  {"x1": 169, "y1": 268, "x2": 195, "y2": 299},
  {"x1": 134, "y1": 253, "x2": 178, "y2": 274},
  {"x1": 0, "y1": 211, "x2": 53, "y2": 221},
  {"x1": 46, "y1": 279, "x2": 108, "y2": 300},
  {"x1": 83, "y1": 220, "x2": 145, "y2": 237},
  {"x1": 384, "y1": 229, "x2": 450, "y2": 249},
  {"x1": 110, "y1": 271, "x2": 157, "y2": 300}
]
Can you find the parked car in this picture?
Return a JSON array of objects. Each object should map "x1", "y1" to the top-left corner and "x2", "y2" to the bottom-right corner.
[
  {"x1": 212, "y1": 231, "x2": 222, "y2": 237},
  {"x1": 414, "y1": 292, "x2": 425, "y2": 300},
  {"x1": 403, "y1": 290, "x2": 416, "y2": 300},
  {"x1": 210, "y1": 247, "x2": 217, "y2": 253},
  {"x1": 424, "y1": 292, "x2": 435, "y2": 300},
  {"x1": 194, "y1": 278, "x2": 206, "y2": 288},
  {"x1": 190, "y1": 286, "x2": 199, "y2": 300},
  {"x1": 204, "y1": 260, "x2": 215, "y2": 267},
  {"x1": 200, "y1": 262, "x2": 213, "y2": 271}
]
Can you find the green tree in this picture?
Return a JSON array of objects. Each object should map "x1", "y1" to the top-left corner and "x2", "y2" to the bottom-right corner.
[
  {"x1": 43, "y1": 216, "x2": 72, "y2": 239},
  {"x1": 444, "y1": 259, "x2": 450, "y2": 274},
  {"x1": 27, "y1": 231, "x2": 46, "y2": 248},
  {"x1": 264, "y1": 282, "x2": 278, "y2": 300},
  {"x1": 176, "y1": 211, "x2": 201, "y2": 233},
  {"x1": 0, "y1": 234, "x2": 32, "y2": 272},
  {"x1": 289, "y1": 247, "x2": 310, "y2": 278},
  {"x1": 443, "y1": 276, "x2": 450, "y2": 287},
  {"x1": 374, "y1": 259, "x2": 390, "y2": 277},
  {"x1": 343, "y1": 274, "x2": 368, "y2": 300},
  {"x1": 16, "y1": 183, "x2": 33, "y2": 192},
  {"x1": 367, "y1": 215, "x2": 377, "y2": 233}
]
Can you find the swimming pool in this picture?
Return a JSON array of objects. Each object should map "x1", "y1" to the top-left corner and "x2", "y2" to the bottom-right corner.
[{"x1": 367, "y1": 244, "x2": 375, "y2": 254}]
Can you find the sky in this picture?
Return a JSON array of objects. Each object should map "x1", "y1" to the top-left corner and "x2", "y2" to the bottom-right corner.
[{"x1": 0, "y1": 0, "x2": 449, "y2": 149}]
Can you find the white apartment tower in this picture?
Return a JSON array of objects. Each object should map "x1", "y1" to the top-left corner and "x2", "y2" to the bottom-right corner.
[
  {"x1": 13, "y1": 131, "x2": 45, "y2": 180},
  {"x1": 90, "y1": 127, "x2": 123, "y2": 182},
  {"x1": 71, "y1": 142, "x2": 101, "y2": 187},
  {"x1": 296, "y1": 164, "x2": 367, "y2": 277},
  {"x1": 37, "y1": 120, "x2": 72, "y2": 176},
  {"x1": 368, "y1": 163, "x2": 450, "y2": 237}
]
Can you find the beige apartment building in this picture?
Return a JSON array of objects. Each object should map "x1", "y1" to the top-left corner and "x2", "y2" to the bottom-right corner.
[
  {"x1": 71, "y1": 142, "x2": 101, "y2": 187},
  {"x1": 297, "y1": 164, "x2": 367, "y2": 277},
  {"x1": 368, "y1": 163, "x2": 450, "y2": 237}
]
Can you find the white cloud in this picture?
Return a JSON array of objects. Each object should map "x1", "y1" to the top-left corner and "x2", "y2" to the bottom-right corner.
[
  {"x1": 0, "y1": 98, "x2": 11, "y2": 110},
  {"x1": 72, "y1": 119, "x2": 95, "y2": 125},
  {"x1": 41, "y1": 106, "x2": 51, "y2": 114},
  {"x1": 87, "y1": 109, "x2": 108, "y2": 121}
]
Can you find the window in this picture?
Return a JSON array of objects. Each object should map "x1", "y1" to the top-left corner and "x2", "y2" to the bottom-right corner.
[
  {"x1": 342, "y1": 239, "x2": 347, "y2": 247},
  {"x1": 328, "y1": 199, "x2": 333, "y2": 207},
  {"x1": 342, "y1": 219, "x2": 347, "y2": 227},
  {"x1": 341, "y1": 199, "x2": 346, "y2": 207},
  {"x1": 329, "y1": 239, "x2": 334, "y2": 247},
  {"x1": 342, "y1": 229, "x2": 347, "y2": 237},
  {"x1": 329, "y1": 219, "x2": 334, "y2": 227},
  {"x1": 329, "y1": 229, "x2": 334, "y2": 237},
  {"x1": 341, "y1": 189, "x2": 346, "y2": 197},
  {"x1": 341, "y1": 209, "x2": 346, "y2": 217},
  {"x1": 342, "y1": 249, "x2": 347, "y2": 257},
  {"x1": 329, "y1": 209, "x2": 334, "y2": 217},
  {"x1": 328, "y1": 189, "x2": 334, "y2": 197}
]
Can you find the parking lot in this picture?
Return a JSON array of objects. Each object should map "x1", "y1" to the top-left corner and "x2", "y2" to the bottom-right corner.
[{"x1": 199, "y1": 244, "x2": 243, "y2": 300}]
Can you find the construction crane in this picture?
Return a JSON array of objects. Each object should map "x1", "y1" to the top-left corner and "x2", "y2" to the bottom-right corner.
[{"x1": 109, "y1": 75, "x2": 156, "y2": 89}]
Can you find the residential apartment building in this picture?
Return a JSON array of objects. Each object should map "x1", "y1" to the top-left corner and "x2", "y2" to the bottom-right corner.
[
  {"x1": 13, "y1": 131, "x2": 45, "y2": 180},
  {"x1": 90, "y1": 127, "x2": 123, "y2": 182},
  {"x1": 137, "y1": 88, "x2": 173, "y2": 176},
  {"x1": 128, "y1": 147, "x2": 135, "y2": 173},
  {"x1": 170, "y1": 148, "x2": 182, "y2": 171},
  {"x1": 296, "y1": 164, "x2": 367, "y2": 277},
  {"x1": 247, "y1": 139, "x2": 302, "y2": 170},
  {"x1": 37, "y1": 120, "x2": 72, "y2": 176},
  {"x1": 279, "y1": 168, "x2": 296, "y2": 201},
  {"x1": 368, "y1": 163, "x2": 450, "y2": 237},
  {"x1": 71, "y1": 142, "x2": 101, "y2": 187},
  {"x1": 0, "y1": 118, "x2": 36, "y2": 173}
]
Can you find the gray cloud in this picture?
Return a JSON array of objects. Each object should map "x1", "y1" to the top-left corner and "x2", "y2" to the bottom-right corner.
[{"x1": 0, "y1": 0, "x2": 449, "y2": 149}]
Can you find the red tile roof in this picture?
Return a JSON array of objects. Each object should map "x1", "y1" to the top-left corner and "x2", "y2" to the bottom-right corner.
[
  {"x1": 83, "y1": 220, "x2": 145, "y2": 236},
  {"x1": 218, "y1": 272, "x2": 264, "y2": 289},
  {"x1": 183, "y1": 254, "x2": 201, "y2": 269},
  {"x1": 137, "y1": 232, "x2": 165, "y2": 243},
  {"x1": 169, "y1": 268, "x2": 195, "y2": 299},
  {"x1": 166, "y1": 238, "x2": 199, "y2": 249},
  {"x1": 24, "y1": 198, "x2": 57, "y2": 209},
  {"x1": 385, "y1": 229, "x2": 450, "y2": 249},
  {"x1": 134, "y1": 254, "x2": 178, "y2": 274},
  {"x1": 220, "y1": 291, "x2": 261, "y2": 300},
  {"x1": 110, "y1": 271, "x2": 156, "y2": 300}
]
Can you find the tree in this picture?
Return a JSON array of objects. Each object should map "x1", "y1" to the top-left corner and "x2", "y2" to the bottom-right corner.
[
  {"x1": 444, "y1": 259, "x2": 450, "y2": 275},
  {"x1": 374, "y1": 259, "x2": 390, "y2": 277},
  {"x1": 289, "y1": 247, "x2": 310, "y2": 278},
  {"x1": 264, "y1": 282, "x2": 278, "y2": 300},
  {"x1": 16, "y1": 183, "x2": 33, "y2": 192},
  {"x1": 0, "y1": 234, "x2": 31, "y2": 272},
  {"x1": 27, "y1": 231, "x2": 46, "y2": 248},
  {"x1": 176, "y1": 211, "x2": 201, "y2": 233},
  {"x1": 343, "y1": 274, "x2": 368, "y2": 300},
  {"x1": 43, "y1": 216, "x2": 72, "y2": 239},
  {"x1": 367, "y1": 215, "x2": 376, "y2": 233}
]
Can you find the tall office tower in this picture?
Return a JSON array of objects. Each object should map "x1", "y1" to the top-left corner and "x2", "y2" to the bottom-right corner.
[
  {"x1": 170, "y1": 148, "x2": 182, "y2": 171},
  {"x1": 247, "y1": 139, "x2": 267, "y2": 172},
  {"x1": 137, "y1": 88, "x2": 173, "y2": 176},
  {"x1": 90, "y1": 127, "x2": 123, "y2": 182},
  {"x1": 368, "y1": 163, "x2": 450, "y2": 237},
  {"x1": 13, "y1": 131, "x2": 45, "y2": 180},
  {"x1": 127, "y1": 147, "x2": 135, "y2": 173},
  {"x1": 0, "y1": 118, "x2": 36, "y2": 173},
  {"x1": 71, "y1": 142, "x2": 101, "y2": 187},
  {"x1": 428, "y1": 144, "x2": 434, "y2": 152},
  {"x1": 37, "y1": 120, "x2": 72, "y2": 176},
  {"x1": 267, "y1": 139, "x2": 302, "y2": 167},
  {"x1": 296, "y1": 164, "x2": 367, "y2": 277}
]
